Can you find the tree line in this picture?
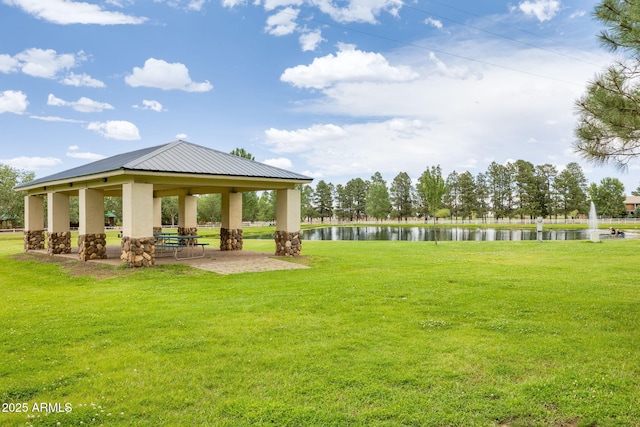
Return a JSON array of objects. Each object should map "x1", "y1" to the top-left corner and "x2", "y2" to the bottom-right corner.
[
  {"x1": 299, "y1": 160, "x2": 635, "y2": 223},
  {"x1": 1, "y1": 159, "x2": 636, "y2": 229}
]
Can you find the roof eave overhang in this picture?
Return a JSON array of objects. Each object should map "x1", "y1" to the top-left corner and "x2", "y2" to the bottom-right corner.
[{"x1": 16, "y1": 168, "x2": 313, "y2": 196}]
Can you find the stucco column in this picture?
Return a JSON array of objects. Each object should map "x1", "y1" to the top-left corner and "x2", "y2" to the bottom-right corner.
[
  {"x1": 121, "y1": 182, "x2": 155, "y2": 267},
  {"x1": 220, "y1": 192, "x2": 243, "y2": 250},
  {"x1": 178, "y1": 194, "x2": 198, "y2": 236},
  {"x1": 24, "y1": 195, "x2": 45, "y2": 251},
  {"x1": 47, "y1": 192, "x2": 72, "y2": 255},
  {"x1": 78, "y1": 188, "x2": 107, "y2": 261},
  {"x1": 153, "y1": 197, "x2": 162, "y2": 233},
  {"x1": 275, "y1": 188, "x2": 302, "y2": 256}
]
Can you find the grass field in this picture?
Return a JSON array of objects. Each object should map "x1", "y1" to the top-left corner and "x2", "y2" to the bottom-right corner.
[{"x1": 0, "y1": 231, "x2": 638, "y2": 426}]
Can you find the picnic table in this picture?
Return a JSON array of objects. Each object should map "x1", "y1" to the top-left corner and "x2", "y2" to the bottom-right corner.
[{"x1": 154, "y1": 232, "x2": 209, "y2": 260}]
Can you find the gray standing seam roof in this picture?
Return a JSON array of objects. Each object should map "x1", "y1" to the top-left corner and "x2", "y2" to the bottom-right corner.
[{"x1": 16, "y1": 140, "x2": 312, "y2": 189}]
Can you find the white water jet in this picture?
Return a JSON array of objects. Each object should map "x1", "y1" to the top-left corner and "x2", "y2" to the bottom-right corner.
[{"x1": 588, "y1": 201, "x2": 600, "y2": 242}]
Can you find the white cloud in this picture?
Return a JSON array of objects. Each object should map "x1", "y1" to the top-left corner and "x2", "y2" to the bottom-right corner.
[
  {"x1": 424, "y1": 17, "x2": 443, "y2": 29},
  {"x1": 0, "y1": 156, "x2": 62, "y2": 170},
  {"x1": 280, "y1": 44, "x2": 419, "y2": 89},
  {"x1": 265, "y1": 123, "x2": 348, "y2": 153},
  {"x1": 11, "y1": 48, "x2": 84, "y2": 79},
  {"x1": 299, "y1": 30, "x2": 325, "y2": 52},
  {"x1": 125, "y1": 58, "x2": 213, "y2": 92},
  {"x1": 87, "y1": 120, "x2": 141, "y2": 140},
  {"x1": 60, "y1": 72, "x2": 105, "y2": 88},
  {"x1": 264, "y1": 119, "x2": 429, "y2": 176},
  {"x1": 66, "y1": 147, "x2": 106, "y2": 160},
  {"x1": 312, "y1": 0, "x2": 401, "y2": 24},
  {"x1": 517, "y1": 0, "x2": 561, "y2": 22},
  {"x1": 30, "y1": 115, "x2": 85, "y2": 123},
  {"x1": 265, "y1": 7, "x2": 299, "y2": 36},
  {"x1": 569, "y1": 10, "x2": 586, "y2": 19},
  {"x1": 3, "y1": 0, "x2": 147, "y2": 25},
  {"x1": 262, "y1": 0, "x2": 303, "y2": 11},
  {"x1": 267, "y1": 36, "x2": 616, "y2": 182},
  {"x1": 221, "y1": 0, "x2": 244, "y2": 7},
  {"x1": 263, "y1": 157, "x2": 293, "y2": 169},
  {"x1": 0, "y1": 54, "x2": 19, "y2": 73},
  {"x1": 0, "y1": 90, "x2": 28, "y2": 114},
  {"x1": 47, "y1": 94, "x2": 114, "y2": 113},
  {"x1": 133, "y1": 99, "x2": 165, "y2": 112},
  {"x1": 176, "y1": 133, "x2": 188, "y2": 139}
]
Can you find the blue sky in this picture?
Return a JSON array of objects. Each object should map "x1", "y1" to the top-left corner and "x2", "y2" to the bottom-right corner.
[{"x1": 1, "y1": 0, "x2": 638, "y2": 193}]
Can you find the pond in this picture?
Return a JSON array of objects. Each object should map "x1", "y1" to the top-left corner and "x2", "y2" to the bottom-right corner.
[{"x1": 296, "y1": 226, "x2": 593, "y2": 242}]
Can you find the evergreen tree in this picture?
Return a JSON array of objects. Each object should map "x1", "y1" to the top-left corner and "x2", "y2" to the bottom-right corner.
[
  {"x1": 365, "y1": 172, "x2": 391, "y2": 221},
  {"x1": 574, "y1": 0, "x2": 640, "y2": 168},
  {"x1": 313, "y1": 180, "x2": 334, "y2": 222},
  {"x1": 457, "y1": 171, "x2": 477, "y2": 221},
  {"x1": 553, "y1": 162, "x2": 588, "y2": 219},
  {"x1": 389, "y1": 172, "x2": 414, "y2": 221}
]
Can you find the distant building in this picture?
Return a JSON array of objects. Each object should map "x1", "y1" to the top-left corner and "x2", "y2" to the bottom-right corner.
[{"x1": 624, "y1": 196, "x2": 640, "y2": 215}]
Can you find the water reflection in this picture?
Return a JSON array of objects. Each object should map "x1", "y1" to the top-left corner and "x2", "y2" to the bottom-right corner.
[{"x1": 300, "y1": 226, "x2": 590, "y2": 241}]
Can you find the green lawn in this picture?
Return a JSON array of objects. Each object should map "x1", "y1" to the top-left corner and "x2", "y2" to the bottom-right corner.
[{"x1": 0, "y1": 233, "x2": 638, "y2": 426}]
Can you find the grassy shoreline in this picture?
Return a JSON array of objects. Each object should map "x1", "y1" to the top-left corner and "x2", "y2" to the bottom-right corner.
[{"x1": 1, "y1": 236, "x2": 639, "y2": 426}]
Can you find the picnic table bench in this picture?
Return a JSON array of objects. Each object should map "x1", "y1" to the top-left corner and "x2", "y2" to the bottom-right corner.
[{"x1": 154, "y1": 233, "x2": 209, "y2": 260}]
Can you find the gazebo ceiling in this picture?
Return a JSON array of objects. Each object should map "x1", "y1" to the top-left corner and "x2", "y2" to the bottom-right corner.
[{"x1": 15, "y1": 140, "x2": 312, "y2": 196}]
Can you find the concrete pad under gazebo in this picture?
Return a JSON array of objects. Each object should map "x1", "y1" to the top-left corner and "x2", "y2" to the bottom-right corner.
[{"x1": 15, "y1": 140, "x2": 313, "y2": 267}]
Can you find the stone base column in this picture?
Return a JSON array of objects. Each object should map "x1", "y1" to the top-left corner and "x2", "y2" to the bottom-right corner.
[
  {"x1": 48, "y1": 231, "x2": 71, "y2": 255},
  {"x1": 220, "y1": 228, "x2": 243, "y2": 251},
  {"x1": 120, "y1": 236, "x2": 155, "y2": 267},
  {"x1": 78, "y1": 233, "x2": 107, "y2": 261},
  {"x1": 24, "y1": 230, "x2": 45, "y2": 251},
  {"x1": 275, "y1": 230, "x2": 302, "y2": 256}
]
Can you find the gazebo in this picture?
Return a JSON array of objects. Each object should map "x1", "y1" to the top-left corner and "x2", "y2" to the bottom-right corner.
[{"x1": 15, "y1": 140, "x2": 313, "y2": 267}]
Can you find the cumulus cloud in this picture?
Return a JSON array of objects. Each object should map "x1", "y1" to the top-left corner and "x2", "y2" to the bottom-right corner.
[
  {"x1": 0, "y1": 156, "x2": 62, "y2": 170},
  {"x1": 133, "y1": 99, "x2": 165, "y2": 112},
  {"x1": 0, "y1": 54, "x2": 19, "y2": 73},
  {"x1": 176, "y1": 133, "x2": 188, "y2": 139},
  {"x1": 280, "y1": 44, "x2": 419, "y2": 89},
  {"x1": 47, "y1": 94, "x2": 114, "y2": 113},
  {"x1": 517, "y1": 0, "x2": 561, "y2": 22},
  {"x1": 0, "y1": 90, "x2": 28, "y2": 114},
  {"x1": 125, "y1": 58, "x2": 213, "y2": 92},
  {"x1": 265, "y1": 7, "x2": 299, "y2": 36},
  {"x1": 3, "y1": 0, "x2": 147, "y2": 25},
  {"x1": 87, "y1": 120, "x2": 141, "y2": 140},
  {"x1": 263, "y1": 157, "x2": 293, "y2": 169},
  {"x1": 299, "y1": 30, "x2": 325, "y2": 52},
  {"x1": 60, "y1": 72, "x2": 105, "y2": 88},
  {"x1": 3, "y1": 48, "x2": 86, "y2": 79}
]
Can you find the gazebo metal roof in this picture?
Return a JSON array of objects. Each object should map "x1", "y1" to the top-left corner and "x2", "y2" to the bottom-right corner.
[{"x1": 16, "y1": 140, "x2": 311, "y2": 190}]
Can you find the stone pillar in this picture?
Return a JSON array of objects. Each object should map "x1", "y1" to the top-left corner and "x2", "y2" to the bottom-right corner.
[
  {"x1": 47, "y1": 192, "x2": 71, "y2": 255},
  {"x1": 220, "y1": 192, "x2": 243, "y2": 251},
  {"x1": 153, "y1": 197, "x2": 162, "y2": 233},
  {"x1": 24, "y1": 195, "x2": 45, "y2": 251},
  {"x1": 178, "y1": 194, "x2": 198, "y2": 238},
  {"x1": 78, "y1": 188, "x2": 107, "y2": 261},
  {"x1": 121, "y1": 182, "x2": 155, "y2": 267},
  {"x1": 275, "y1": 189, "x2": 302, "y2": 256}
]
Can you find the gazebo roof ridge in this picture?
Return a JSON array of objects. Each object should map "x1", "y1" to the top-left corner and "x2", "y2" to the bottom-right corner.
[{"x1": 15, "y1": 140, "x2": 312, "y2": 190}]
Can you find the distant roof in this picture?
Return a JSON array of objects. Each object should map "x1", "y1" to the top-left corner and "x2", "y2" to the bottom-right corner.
[{"x1": 16, "y1": 140, "x2": 311, "y2": 189}]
